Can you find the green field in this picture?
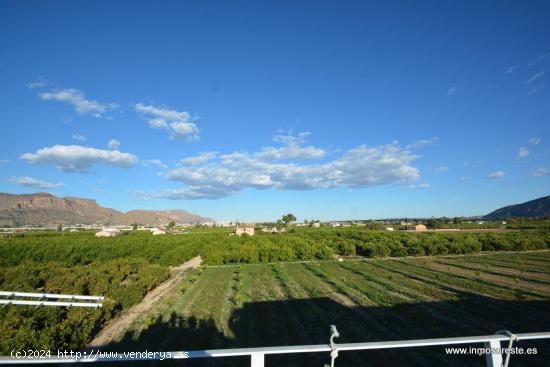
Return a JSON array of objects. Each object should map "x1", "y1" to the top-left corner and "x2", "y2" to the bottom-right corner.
[
  {"x1": 107, "y1": 252, "x2": 550, "y2": 366},
  {"x1": 1, "y1": 228, "x2": 550, "y2": 366}
]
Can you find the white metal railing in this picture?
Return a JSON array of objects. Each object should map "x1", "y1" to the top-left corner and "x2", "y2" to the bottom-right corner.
[
  {"x1": 0, "y1": 330, "x2": 549, "y2": 366},
  {"x1": 0, "y1": 291, "x2": 104, "y2": 308}
]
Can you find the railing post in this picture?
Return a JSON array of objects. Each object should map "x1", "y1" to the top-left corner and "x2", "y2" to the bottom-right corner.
[
  {"x1": 250, "y1": 352, "x2": 264, "y2": 367},
  {"x1": 485, "y1": 339, "x2": 503, "y2": 367}
]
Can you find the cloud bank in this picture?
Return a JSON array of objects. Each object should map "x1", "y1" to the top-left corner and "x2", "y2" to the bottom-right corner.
[
  {"x1": 147, "y1": 134, "x2": 425, "y2": 200},
  {"x1": 20, "y1": 145, "x2": 137, "y2": 173}
]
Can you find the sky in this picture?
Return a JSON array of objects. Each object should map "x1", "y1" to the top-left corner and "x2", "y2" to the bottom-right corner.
[{"x1": 0, "y1": 1, "x2": 549, "y2": 222}]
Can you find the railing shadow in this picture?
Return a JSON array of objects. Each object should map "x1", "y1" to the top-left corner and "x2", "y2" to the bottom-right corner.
[{"x1": 96, "y1": 292, "x2": 550, "y2": 366}]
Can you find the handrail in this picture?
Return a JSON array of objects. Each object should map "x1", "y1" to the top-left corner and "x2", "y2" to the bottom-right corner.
[
  {"x1": 0, "y1": 331, "x2": 548, "y2": 365},
  {"x1": 0, "y1": 291, "x2": 104, "y2": 308},
  {"x1": 0, "y1": 291, "x2": 104, "y2": 301}
]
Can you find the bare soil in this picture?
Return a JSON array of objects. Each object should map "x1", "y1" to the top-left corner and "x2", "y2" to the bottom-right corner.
[{"x1": 88, "y1": 256, "x2": 202, "y2": 347}]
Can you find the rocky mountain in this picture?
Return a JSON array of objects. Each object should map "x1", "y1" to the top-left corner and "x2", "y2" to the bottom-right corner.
[
  {"x1": 484, "y1": 195, "x2": 550, "y2": 219},
  {"x1": 0, "y1": 192, "x2": 213, "y2": 227}
]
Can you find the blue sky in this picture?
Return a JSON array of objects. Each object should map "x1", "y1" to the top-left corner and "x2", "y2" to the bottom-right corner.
[{"x1": 0, "y1": 1, "x2": 549, "y2": 221}]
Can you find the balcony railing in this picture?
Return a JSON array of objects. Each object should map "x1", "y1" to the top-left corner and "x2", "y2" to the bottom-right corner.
[
  {"x1": 0, "y1": 330, "x2": 549, "y2": 366},
  {"x1": 0, "y1": 291, "x2": 104, "y2": 308}
]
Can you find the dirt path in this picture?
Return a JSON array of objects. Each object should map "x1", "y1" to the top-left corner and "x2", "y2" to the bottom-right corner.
[{"x1": 88, "y1": 256, "x2": 202, "y2": 347}]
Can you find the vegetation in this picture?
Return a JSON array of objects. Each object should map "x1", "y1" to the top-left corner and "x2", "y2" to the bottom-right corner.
[
  {"x1": 200, "y1": 228, "x2": 550, "y2": 264},
  {"x1": 113, "y1": 252, "x2": 550, "y2": 366},
  {"x1": 0, "y1": 259, "x2": 168, "y2": 353},
  {"x1": 281, "y1": 213, "x2": 297, "y2": 226},
  {"x1": 1, "y1": 227, "x2": 550, "y2": 361},
  {"x1": 1, "y1": 228, "x2": 549, "y2": 268}
]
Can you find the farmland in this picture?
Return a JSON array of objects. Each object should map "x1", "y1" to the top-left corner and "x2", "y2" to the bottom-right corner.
[
  {"x1": 1, "y1": 228, "x2": 550, "y2": 365},
  {"x1": 109, "y1": 252, "x2": 550, "y2": 366}
]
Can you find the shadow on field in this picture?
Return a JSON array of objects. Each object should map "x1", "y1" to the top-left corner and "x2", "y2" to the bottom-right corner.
[{"x1": 97, "y1": 293, "x2": 550, "y2": 367}]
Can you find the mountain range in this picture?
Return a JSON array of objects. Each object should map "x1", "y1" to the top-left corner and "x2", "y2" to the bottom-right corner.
[
  {"x1": 483, "y1": 195, "x2": 550, "y2": 219},
  {"x1": 0, "y1": 192, "x2": 213, "y2": 227},
  {"x1": 1, "y1": 192, "x2": 548, "y2": 227}
]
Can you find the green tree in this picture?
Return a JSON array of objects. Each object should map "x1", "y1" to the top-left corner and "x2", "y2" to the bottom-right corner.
[
  {"x1": 56, "y1": 224, "x2": 63, "y2": 232},
  {"x1": 426, "y1": 218, "x2": 443, "y2": 229},
  {"x1": 132, "y1": 222, "x2": 138, "y2": 230},
  {"x1": 281, "y1": 214, "x2": 297, "y2": 226},
  {"x1": 167, "y1": 221, "x2": 176, "y2": 230}
]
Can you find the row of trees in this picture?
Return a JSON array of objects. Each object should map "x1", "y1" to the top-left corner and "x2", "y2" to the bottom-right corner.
[{"x1": 201, "y1": 228, "x2": 550, "y2": 264}]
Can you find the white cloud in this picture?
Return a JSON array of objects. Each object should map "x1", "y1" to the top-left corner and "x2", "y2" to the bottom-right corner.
[
  {"x1": 528, "y1": 52, "x2": 550, "y2": 66},
  {"x1": 27, "y1": 77, "x2": 48, "y2": 89},
  {"x1": 20, "y1": 145, "x2": 137, "y2": 173},
  {"x1": 459, "y1": 176, "x2": 470, "y2": 182},
  {"x1": 8, "y1": 176, "x2": 64, "y2": 189},
  {"x1": 149, "y1": 134, "x2": 423, "y2": 200},
  {"x1": 487, "y1": 171, "x2": 505, "y2": 179},
  {"x1": 406, "y1": 137, "x2": 439, "y2": 149},
  {"x1": 517, "y1": 147, "x2": 530, "y2": 159},
  {"x1": 526, "y1": 70, "x2": 545, "y2": 84},
  {"x1": 39, "y1": 88, "x2": 117, "y2": 118},
  {"x1": 533, "y1": 168, "x2": 550, "y2": 177},
  {"x1": 134, "y1": 103, "x2": 200, "y2": 141},
  {"x1": 143, "y1": 159, "x2": 168, "y2": 170},
  {"x1": 446, "y1": 86, "x2": 461, "y2": 96},
  {"x1": 0, "y1": 159, "x2": 10, "y2": 165},
  {"x1": 529, "y1": 137, "x2": 541, "y2": 145},
  {"x1": 505, "y1": 66, "x2": 517, "y2": 74},
  {"x1": 418, "y1": 183, "x2": 430, "y2": 189},
  {"x1": 144, "y1": 186, "x2": 235, "y2": 200},
  {"x1": 72, "y1": 133, "x2": 86, "y2": 142},
  {"x1": 108, "y1": 139, "x2": 120, "y2": 150},
  {"x1": 528, "y1": 85, "x2": 544, "y2": 95},
  {"x1": 256, "y1": 132, "x2": 325, "y2": 160},
  {"x1": 435, "y1": 165, "x2": 448, "y2": 173},
  {"x1": 179, "y1": 152, "x2": 218, "y2": 166}
]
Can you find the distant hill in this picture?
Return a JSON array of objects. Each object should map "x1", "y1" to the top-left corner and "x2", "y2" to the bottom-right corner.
[
  {"x1": 0, "y1": 192, "x2": 213, "y2": 227},
  {"x1": 484, "y1": 195, "x2": 550, "y2": 219}
]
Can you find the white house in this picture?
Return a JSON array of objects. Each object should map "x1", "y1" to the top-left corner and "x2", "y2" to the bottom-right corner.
[
  {"x1": 411, "y1": 224, "x2": 427, "y2": 232},
  {"x1": 95, "y1": 228, "x2": 120, "y2": 237},
  {"x1": 150, "y1": 227, "x2": 166, "y2": 235},
  {"x1": 235, "y1": 225, "x2": 255, "y2": 236}
]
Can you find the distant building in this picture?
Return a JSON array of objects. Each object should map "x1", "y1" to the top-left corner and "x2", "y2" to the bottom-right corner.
[
  {"x1": 235, "y1": 225, "x2": 255, "y2": 236},
  {"x1": 385, "y1": 227, "x2": 394, "y2": 231},
  {"x1": 412, "y1": 224, "x2": 427, "y2": 232},
  {"x1": 312, "y1": 222, "x2": 320, "y2": 228},
  {"x1": 95, "y1": 228, "x2": 120, "y2": 237},
  {"x1": 150, "y1": 227, "x2": 166, "y2": 235}
]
